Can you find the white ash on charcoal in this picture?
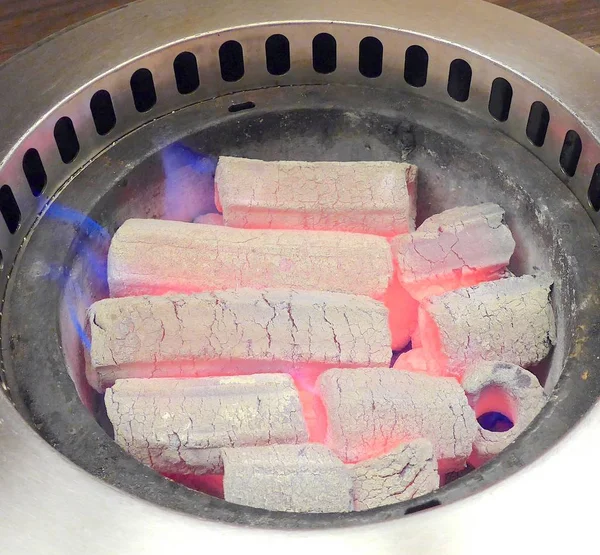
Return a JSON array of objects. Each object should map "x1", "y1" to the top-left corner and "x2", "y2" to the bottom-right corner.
[
  {"x1": 105, "y1": 374, "x2": 308, "y2": 475},
  {"x1": 222, "y1": 443, "x2": 353, "y2": 513},
  {"x1": 106, "y1": 218, "x2": 418, "y2": 351},
  {"x1": 91, "y1": 151, "x2": 558, "y2": 510},
  {"x1": 214, "y1": 157, "x2": 417, "y2": 236},
  {"x1": 350, "y1": 438, "x2": 439, "y2": 510},
  {"x1": 88, "y1": 288, "x2": 391, "y2": 390},
  {"x1": 418, "y1": 274, "x2": 556, "y2": 378},
  {"x1": 391, "y1": 203, "x2": 515, "y2": 301},
  {"x1": 462, "y1": 361, "x2": 547, "y2": 467},
  {"x1": 318, "y1": 367, "x2": 478, "y2": 472},
  {"x1": 418, "y1": 203, "x2": 505, "y2": 233},
  {"x1": 108, "y1": 219, "x2": 393, "y2": 298},
  {"x1": 193, "y1": 213, "x2": 223, "y2": 225}
]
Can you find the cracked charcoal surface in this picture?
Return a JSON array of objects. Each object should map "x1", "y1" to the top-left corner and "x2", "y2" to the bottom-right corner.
[
  {"x1": 105, "y1": 374, "x2": 308, "y2": 475},
  {"x1": 392, "y1": 203, "x2": 515, "y2": 301},
  {"x1": 420, "y1": 274, "x2": 556, "y2": 377},
  {"x1": 222, "y1": 443, "x2": 353, "y2": 513},
  {"x1": 462, "y1": 361, "x2": 547, "y2": 467},
  {"x1": 318, "y1": 367, "x2": 477, "y2": 472},
  {"x1": 88, "y1": 288, "x2": 391, "y2": 390},
  {"x1": 108, "y1": 219, "x2": 393, "y2": 298},
  {"x1": 215, "y1": 157, "x2": 417, "y2": 236},
  {"x1": 350, "y1": 438, "x2": 439, "y2": 510},
  {"x1": 418, "y1": 203, "x2": 506, "y2": 232}
]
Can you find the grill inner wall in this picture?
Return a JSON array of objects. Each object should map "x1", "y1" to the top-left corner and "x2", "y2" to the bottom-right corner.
[{"x1": 3, "y1": 84, "x2": 600, "y2": 526}]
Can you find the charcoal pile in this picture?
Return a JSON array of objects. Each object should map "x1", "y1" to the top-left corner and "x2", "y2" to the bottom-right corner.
[{"x1": 86, "y1": 157, "x2": 555, "y2": 512}]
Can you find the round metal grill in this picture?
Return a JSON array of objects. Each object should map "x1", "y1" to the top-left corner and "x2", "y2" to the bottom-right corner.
[{"x1": 1, "y1": 1, "x2": 600, "y2": 553}]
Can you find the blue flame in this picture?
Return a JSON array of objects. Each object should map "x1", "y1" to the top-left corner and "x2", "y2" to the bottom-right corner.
[
  {"x1": 43, "y1": 200, "x2": 111, "y2": 351},
  {"x1": 42, "y1": 142, "x2": 217, "y2": 353},
  {"x1": 477, "y1": 412, "x2": 514, "y2": 432},
  {"x1": 44, "y1": 202, "x2": 110, "y2": 240},
  {"x1": 160, "y1": 143, "x2": 217, "y2": 221},
  {"x1": 68, "y1": 291, "x2": 92, "y2": 351},
  {"x1": 161, "y1": 143, "x2": 216, "y2": 178}
]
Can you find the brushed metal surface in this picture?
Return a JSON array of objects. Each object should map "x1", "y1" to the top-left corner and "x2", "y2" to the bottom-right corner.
[
  {"x1": 0, "y1": 0, "x2": 599, "y2": 552},
  {"x1": 1, "y1": 385, "x2": 598, "y2": 554},
  {"x1": 0, "y1": 0, "x2": 599, "y2": 268}
]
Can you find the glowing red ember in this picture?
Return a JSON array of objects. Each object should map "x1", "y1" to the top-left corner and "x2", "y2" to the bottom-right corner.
[
  {"x1": 107, "y1": 219, "x2": 393, "y2": 298},
  {"x1": 91, "y1": 155, "x2": 553, "y2": 513},
  {"x1": 393, "y1": 347, "x2": 436, "y2": 375},
  {"x1": 392, "y1": 203, "x2": 515, "y2": 301},
  {"x1": 462, "y1": 361, "x2": 547, "y2": 467},
  {"x1": 106, "y1": 218, "x2": 418, "y2": 353},
  {"x1": 162, "y1": 473, "x2": 225, "y2": 498},
  {"x1": 318, "y1": 367, "x2": 477, "y2": 472},
  {"x1": 419, "y1": 275, "x2": 556, "y2": 379}
]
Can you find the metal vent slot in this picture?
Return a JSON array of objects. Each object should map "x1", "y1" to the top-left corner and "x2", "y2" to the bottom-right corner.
[
  {"x1": 312, "y1": 33, "x2": 336, "y2": 74},
  {"x1": 90, "y1": 90, "x2": 117, "y2": 136},
  {"x1": 526, "y1": 101, "x2": 550, "y2": 147},
  {"x1": 560, "y1": 130, "x2": 583, "y2": 177},
  {"x1": 228, "y1": 101, "x2": 255, "y2": 113},
  {"x1": 173, "y1": 52, "x2": 200, "y2": 94},
  {"x1": 219, "y1": 41, "x2": 245, "y2": 82},
  {"x1": 405, "y1": 499, "x2": 442, "y2": 514},
  {"x1": 130, "y1": 68, "x2": 157, "y2": 112},
  {"x1": 265, "y1": 34, "x2": 291, "y2": 76},
  {"x1": 589, "y1": 165, "x2": 600, "y2": 211},
  {"x1": 0, "y1": 185, "x2": 21, "y2": 234},
  {"x1": 404, "y1": 45, "x2": 428, "y2": 87},
  {"x1": 447, "y1": 59, "x2": 472, "y2": 102},
  {"x1": 22, "y1": 148, "x2": 47, "y2": 197},
  {"x1": 358, "y1": 36, "x2": 383, "y2": 78},
  {"x1": 488, "y1": 78, "x2": 513, "y2": 122},
  {"x1": 53, "y1": 116, "x2": 80, "y2": 164}
]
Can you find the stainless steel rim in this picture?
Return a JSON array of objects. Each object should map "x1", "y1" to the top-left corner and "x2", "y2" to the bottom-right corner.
[{"x1": 1, "y1": 0, "x2": 600, "y2": 552}]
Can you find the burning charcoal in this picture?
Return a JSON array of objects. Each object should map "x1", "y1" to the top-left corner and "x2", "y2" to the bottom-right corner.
[
  {"x1": 419, "y1": 275, "x2": 556, "y2": 378},
  {"x1": 462, "y1": 361, "x2": 547, "y2": 467},
  {"x1": 318, "y1": 367, "x2": 477, "y2": 472},
  {"x1": 193, "y1": 212, "x2": 223, "y2": 225},
  {"x1": 350, "y1": 439, "x2": 439, "y2": 510},
  {"x1": 418, "y1": 203, "x2": 503, "y2": 233},
  {"x1": 392, "y1": 203, "x2": 515, "y2": 301},
  {"x1": 105, "y1": 374, "x2": 308, "y2": 475},
  {"x1": 411, "y1": 327, "x2": 422, "y2": 347},
  {"x1": 392, "y1": 348, "x2": 436, "y2": 375},
  {"x1": 88, "y1": 289, "x2": 391, "y2": 390},
  {"x1": 214, "y1": 157, "x2": 417, "y2": 236},
  {"x1": 383, "y1": 276, "x2": 419, "y2": 351},
  {"x1": 108, "y1": 219, "x2": 393, "y2": 299},
  {"x1": 222, "y1": 444, "x2": 353, "y2": 513}
]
